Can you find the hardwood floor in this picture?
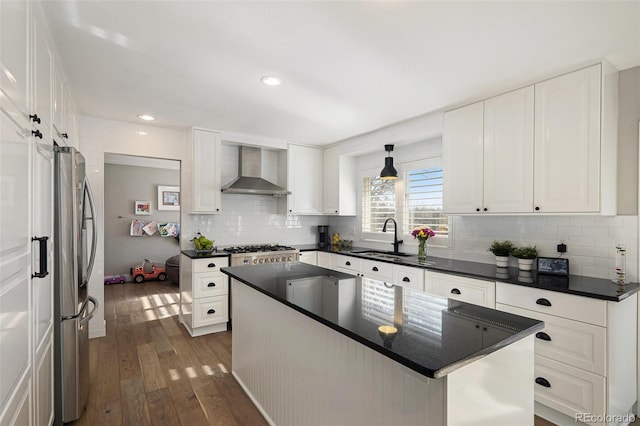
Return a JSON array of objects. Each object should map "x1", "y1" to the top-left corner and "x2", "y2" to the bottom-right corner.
[{"x1": 70, "y1": 281, "x2": 267, "y2": 426}]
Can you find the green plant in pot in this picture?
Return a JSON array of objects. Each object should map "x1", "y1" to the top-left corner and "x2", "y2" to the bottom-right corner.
[
  {"x1": 488, "y1": 240, "x2": 515, "y2": 267},
  {"x1": 511, "y1": 245, "x2": 539, "y2": 271}
]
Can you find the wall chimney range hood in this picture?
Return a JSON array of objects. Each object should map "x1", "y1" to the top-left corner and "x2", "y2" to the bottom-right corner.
[{"x1": 221, "y1": 146, "x2": 291, "y2": 196}]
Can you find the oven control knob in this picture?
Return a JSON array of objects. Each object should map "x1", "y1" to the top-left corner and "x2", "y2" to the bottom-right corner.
[
  {"x1": 287, "y1": 256, "x2": 292, "y2": 261},
  {"x1": 258, "y1": 259, "x2": 263, "y2": 264},
  {"x1": 270, "y1": 258, "x2": 275, "y2": 263},
  {"x1": 281, "y1": 256, "x2": 286, "y2": 262},
  {"x1": 276, "y1": 257, "x2": 280, "y2": 262},
  {"x1": 253, "y1": 259, "x2": 258, "y2": 264}
]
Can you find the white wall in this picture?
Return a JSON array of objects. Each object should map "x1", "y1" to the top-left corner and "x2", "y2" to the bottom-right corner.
[{"x1": 79, "y1": 116, "x2": 189, "y2": 338}]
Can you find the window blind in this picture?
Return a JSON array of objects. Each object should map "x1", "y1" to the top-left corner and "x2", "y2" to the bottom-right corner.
[
  {"x1": 362, "y1": 176, "x2": 396, "y2": 233},
  {"x1": 404, "y1": 167, "x2": 448, "y2": 237}
]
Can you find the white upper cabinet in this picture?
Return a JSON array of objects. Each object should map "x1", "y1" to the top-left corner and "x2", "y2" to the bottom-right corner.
[
  {"x1": 533, "y1": 64, "x2": 612, "y2": 214},
  {"x1": 32, "y1": 8, "x2": 53, "y2": 140},
  {"x1": 443, "y1": 62, "x2": 617, "y2": 215},
  {"x1": 280, "y1": 144, "x2": 323, "y2": 215},
  {"x1": 0, "y1": 0, "x2": 30, "y2": 117},
  {"x1": 442, "y1": 102, "x2": 484, "y2": 214},
  {"x1": 323, "y1": 145, "x2": 356, "y2": 216},
  {"x1": 52, "y1": 64, "x2": 64, "y2": 138},
  {"x1": 483, "y1": 86, "x2": 534, "y2": 213},
  {"x1": 192, "y1": 128, "x2": 222, "y2": 214}
]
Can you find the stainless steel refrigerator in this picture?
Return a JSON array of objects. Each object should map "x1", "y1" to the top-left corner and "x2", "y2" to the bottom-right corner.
[{"x1": 53, "y1": 146, "x2": 98, "y2": 424}]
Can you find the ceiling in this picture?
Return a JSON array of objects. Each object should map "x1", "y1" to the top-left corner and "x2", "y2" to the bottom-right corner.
[{"x1": 41, "y1": 1, "x2": 640, "y2": 146}]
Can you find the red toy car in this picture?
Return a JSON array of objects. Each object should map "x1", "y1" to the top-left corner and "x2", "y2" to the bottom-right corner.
[{"x1": 131, "y1": 259, "x2": 166, "y2": 283}]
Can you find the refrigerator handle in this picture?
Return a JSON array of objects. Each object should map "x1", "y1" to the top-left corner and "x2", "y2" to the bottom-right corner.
[
  {"x1": 83, "y1": 178, "x2": 98, "y2": 283},
  {"x1": 79, "y1": 296, "x2": 99, "y2": 325},
  {"x1": 31, "y1": 236, "x2": 49, "y2": 278}
]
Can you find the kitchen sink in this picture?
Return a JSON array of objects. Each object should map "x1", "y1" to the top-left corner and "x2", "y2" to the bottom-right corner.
[{"x1": 353, "y1": 250, "x2": 413, "y2": 260}]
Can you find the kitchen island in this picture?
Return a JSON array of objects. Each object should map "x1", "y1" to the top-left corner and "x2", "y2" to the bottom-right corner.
[{"x1": 221, "y1": 262, "x2": 544, "y2": 426}]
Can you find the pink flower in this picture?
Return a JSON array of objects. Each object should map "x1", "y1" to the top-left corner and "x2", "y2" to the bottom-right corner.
[{"x1": 411, "y1": 227, "x2": 435, "y2": 240}]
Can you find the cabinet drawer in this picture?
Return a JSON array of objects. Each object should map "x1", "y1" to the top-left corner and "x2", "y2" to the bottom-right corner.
[
  {"x1": 393, "y1": 266, "x2": 424, "y2": 291},
  {"x1": 497, "y1": 304, "x2": 606, "y2": 375},
  {"x1": 193, "y1": 296, "x2": 228, "y2": 327},
  {"x1": 534, "y1": 355, "x2": 606, "y2": 421},
  {"x1": 496, "y1": 283, "x2": 606, "y2": 326},
  {"x1": 333, "y1": 254, "x2": 361, "y2": 273},
  {"x1": 427, "y1": 271, "x2": 495, "y2": 308},
  {"x1": 193, "y1": 257, "x2": 229, "y2": 273},
  {"x1": 360, "y1": 259, "x2": 393, "y2": 281},
  {"x1": 193, "y1": 273, "x2": 229, "y2": 299}
]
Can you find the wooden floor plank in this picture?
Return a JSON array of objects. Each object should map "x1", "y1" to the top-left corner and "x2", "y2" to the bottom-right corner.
[
  {"x1": 147, "y1": 388, "x2": 180, "y2": 426},
  {"x1": 120, "y1": 377, "x2": 151, "y2": 426},
  {"x1": 137, "y1": 343, "x2": 167, "y2": 392}
]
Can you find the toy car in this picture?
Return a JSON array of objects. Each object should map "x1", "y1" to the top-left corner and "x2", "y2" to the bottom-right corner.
[
  {"x1": 131, "y1": 259, "x2": 167, "y2": 283},
  {"x1": 104, "y1": 275, "x2": 126, "y2": 285}
]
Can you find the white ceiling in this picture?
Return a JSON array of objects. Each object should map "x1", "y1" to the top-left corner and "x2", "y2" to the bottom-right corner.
[{"x1": 41, "y1": 1, "x2": 640, "y2": 146}]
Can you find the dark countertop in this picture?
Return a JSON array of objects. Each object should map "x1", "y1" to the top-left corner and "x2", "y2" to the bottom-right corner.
[
  {"x1": 295, "y1": 244, "x2": 639, "y2": 302},
  {"x1": 181, "y1": 249, "x2": 230, "y2": 259},
  {"x1": 221, "y1": 262, "x2": 544, "y2": 379}
]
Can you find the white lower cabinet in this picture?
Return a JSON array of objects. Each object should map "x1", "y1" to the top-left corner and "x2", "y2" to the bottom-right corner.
[
  {"x1": 392, "y1": 265, "x2": 424, "y2": 292},
  {"x1": 496, "y1": 282, "x2": 637, "y2": 425},
  {"x1": 425, "y1": 271, "x2": 496, "y2": 308},
  {"x1": 180, "y1": 255, "x2": 229, "y2": 336},
  {"x1": 317, "y1": 252, "x2": 331, "y2": 269},
  {"x1": 329, "y1": 254, "x2": 425, "y2": 290},
  {"x1": 360, "y1": 259, "x2": 393, "y2": 282},
  {"x1": 299, "y1": 251, "x2": 317, "y2": 266}
]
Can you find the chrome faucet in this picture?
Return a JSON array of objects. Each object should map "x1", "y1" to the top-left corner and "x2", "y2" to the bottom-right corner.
[{"x1": 382, "y1": 218, "x2": 403, "y2": 254}]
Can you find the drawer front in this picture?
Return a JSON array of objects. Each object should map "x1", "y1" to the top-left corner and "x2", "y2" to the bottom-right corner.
[
  {"x1": 360, "y1": 259, "x2": 393, "y2": 281},
  {"x1": 333, "y1": 254, "x2": 361, "y2": 273},
  {"x1": 496, "y1": 282, "x2": 606, "y2": 326},
  {"x1": 534, "y1": 355, "x2": 606, "y2": 421},
  {"x1": 317, "y1": 252, "x2": 332, "y2": 269},
  {"x1": 299, "y1": 251, "x2": 317, "y2": 266},
  {"x1": 193, "y1": 296, "x2": 228, "y2": 327},
  {"x1": 497, "y1": 304, "x2": 606, "y2": 375},
  {"x1": 193, "y1": 273, "x2": 229, "y2": 299},
  {"x1": 193, "y1": 257, "x2": 229, "y2": 274},
  {"x1": 427, "y1": 272, "x2": 495, "y2": 308},
  {"x1": 393, "y1": 266, "x2": 424, "y2": 292}
]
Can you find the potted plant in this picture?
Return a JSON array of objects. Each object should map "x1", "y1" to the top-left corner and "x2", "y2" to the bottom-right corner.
[
  {"x1": 488, "y1": 240, "x2": 515, "y2": 267},
  {"x1": 511, "y1": 245, "x2": 539, "y2": 271}
]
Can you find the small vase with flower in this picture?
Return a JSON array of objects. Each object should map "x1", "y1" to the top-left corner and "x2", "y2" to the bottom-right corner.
[{"x1": 411, "y1": 227, "x2": 435, "y2": 261}]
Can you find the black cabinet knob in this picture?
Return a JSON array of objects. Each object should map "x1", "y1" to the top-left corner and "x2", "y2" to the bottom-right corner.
[
  {"x1": 207, "y1": 263, "x2": 216, "y2": 268},
  {"x1": 207, "y1": 309, "x2": 216, "y2": 314},
  {"x1": 483, "y1": 207, "x2": 488, "y2": 212},
  {"x1": 207, "y1": 282, "x2": 216, "y2": 287},
  {"x1": 536, "y1": 298, "x2": 552, "y2": 307},
  {"x1": 29, "y1": 114, "x2": 41, "y2": 124},
  {"x1": 372, "y1": 266, "x2": 378, "y2": 272},
  {"x1": 535, "y1": 377, "x2": 551, "y2": 388},
  {"x1": 535, "y1": 206, "x2": 540, "y2": 211},
  {"x1": 61, "y1": 132, "x2": 68, "y2": 139},
  {"x1": 451, "y1": 288, "x2": 461, "y2": 295},
  {"x1": 216, "y1": 208, "x2": 219, "y2": 211},
  {"x1": 476, "y1": 208, "x2": 480, "y2": 212},
  {"x1": 289, "y1": 209, "x2": 292, "y2": 212},
  {"x1": 535, "y1": 332, "x2": 551, "y2": 341},
  {"x1": 402, "y1": 277, "x2": 410, "y2": 282},
  {"x1": 335, "y1": 210, "x2": 338, "y2": 213},
  {"x1": 31, "y1": 130, "x2": 43, "y2": 139}
]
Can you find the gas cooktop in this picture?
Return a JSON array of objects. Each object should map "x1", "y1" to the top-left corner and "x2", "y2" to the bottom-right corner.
[{"x1": 223, "y1": 244, "x2": 297, "y2": 254}]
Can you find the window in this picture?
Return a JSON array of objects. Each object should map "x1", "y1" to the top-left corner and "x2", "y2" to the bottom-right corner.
[{"x1": 361, "y1": 157, "x2": 449, "y2": 246}]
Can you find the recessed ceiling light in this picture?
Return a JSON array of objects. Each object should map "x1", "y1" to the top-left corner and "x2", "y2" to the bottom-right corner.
[
  {"x1": 137, "y1": 114, "x2": 155, "y2": 121},
  {"x1": 261, "y1": 76, "x2": 282, "y2": 87},
  {"x1": 136, "y1": 131, "x2": 148, "y2": 136}
]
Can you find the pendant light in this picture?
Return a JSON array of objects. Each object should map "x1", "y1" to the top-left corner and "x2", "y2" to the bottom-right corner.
[{"x1": 380, "y1": 144, "x2": 398, "y2": 180}]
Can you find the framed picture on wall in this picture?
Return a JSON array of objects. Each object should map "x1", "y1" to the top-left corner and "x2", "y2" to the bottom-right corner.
[
  {"x1": 135, "y1": 200, "x2": 151, "y2": 215},
  {"x1": 158, "y1": 185, "x2": 180, "y2": 211}
]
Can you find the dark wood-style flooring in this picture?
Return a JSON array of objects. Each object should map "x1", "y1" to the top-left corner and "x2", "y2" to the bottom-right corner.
[
  {"x1": 71, "y1": 280, "x2": 571, "y2": 425},
  {"x1": 70, "y1": 281, "x2": 267, "y2": 426}
]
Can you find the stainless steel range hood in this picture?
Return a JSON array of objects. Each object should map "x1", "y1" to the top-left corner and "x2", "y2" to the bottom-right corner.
[{"x1": 221, "y1": 146, "x2": 291, "y2": 196}]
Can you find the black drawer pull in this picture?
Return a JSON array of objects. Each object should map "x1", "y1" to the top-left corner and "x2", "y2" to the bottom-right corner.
[
  {"x1": 451, "y1": 288, "x2": 461, "y2": 295},
  {"x1": 32, "y1": 236, "x2": 49, "y2": 278},
  {"x1": 207, "y1": 282, "x2": 216, "y2": 287},
  {"x1": 345, "y1": 261, "x2": 351, "y2": 266},
  {"x1": 29, "y1": 114, "x2": 41, "y2": 124},
  {"x1": 207, "y1": 263, "x2": 216, "y2": 268},
  {"x1": 536, "y1": 332, "x2": 551, "y2": 341},
  {"x1": 402, "y1": 277, "x2": 410, "y2": 282},
  {"x1": 535, "y1": 377, "x2": 551, "y2": 388},
  {"x1": 536, "y1": 298, "x2": 552, "y2": 307},
  {"x1": 372, "y1": 266, "x2": 378, "y2": 272},
  {"x1": 32, "y1": 129, "x2": 43, "y2": 139},
  {"x1": 207, "y1": 309, "x2": 216, "y2": 314}
]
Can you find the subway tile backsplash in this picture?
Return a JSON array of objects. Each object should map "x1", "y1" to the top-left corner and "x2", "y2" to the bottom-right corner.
[
  {"x1": 181, "y1": 194, "x2": 326, "y2": 248},
  {"x1": 329, "y1": 215, "x2": 639, "y2": 282}
]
